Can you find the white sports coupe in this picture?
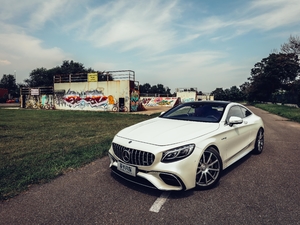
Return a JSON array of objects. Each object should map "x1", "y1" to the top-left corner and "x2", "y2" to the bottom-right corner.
[{"x1": 108, "y1": 101, "x2": 264, "y2": 190}]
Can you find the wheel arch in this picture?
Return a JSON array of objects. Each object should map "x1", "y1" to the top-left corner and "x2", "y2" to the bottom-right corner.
[{"x1": 207, "y1": 144, "x2": 220, "y2": 153}]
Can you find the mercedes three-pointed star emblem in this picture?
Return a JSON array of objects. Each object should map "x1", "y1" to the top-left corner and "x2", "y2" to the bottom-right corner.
[{"x1": 122, "y1": 150, "x2": 130, "y2": 163}]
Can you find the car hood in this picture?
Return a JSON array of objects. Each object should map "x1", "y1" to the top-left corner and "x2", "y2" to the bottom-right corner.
[{"x1": 116, "y1": 117, "x2": 219, "y2": 146}]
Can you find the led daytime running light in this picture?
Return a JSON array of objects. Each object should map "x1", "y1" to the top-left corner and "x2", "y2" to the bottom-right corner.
[{"x1": 162, "y1": 144, "x2": 195, "y2": 162}]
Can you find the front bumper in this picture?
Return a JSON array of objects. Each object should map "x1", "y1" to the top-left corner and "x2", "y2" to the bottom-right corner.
[{"x1": 108, "y1": 145, "x2": 199, "y2": 191}]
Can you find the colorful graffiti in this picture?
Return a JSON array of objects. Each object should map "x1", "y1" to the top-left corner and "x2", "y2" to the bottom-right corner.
[
  {"x1": 130, "y1": 90, "x2": 139, "y2": 112},
  {"x1": 53, "y1": 88, "x2": 124, "y2": 111},
  {"x1": 62, "y1": 89, "x2": 108, "y2": 109},
  {"x1": 140, "y1": 97, "x2": 179, "y2": 107},
  {"x1": 181, "y1": 98, "x2": 195, "y2": 103},
  {"x1": 24, "y1": 95, "x2": 55, "y2": 109}
]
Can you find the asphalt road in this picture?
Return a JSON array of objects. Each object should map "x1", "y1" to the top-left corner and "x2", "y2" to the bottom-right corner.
[{"x1": 1, "y1": 106, "x2": 300, "y2": 225}]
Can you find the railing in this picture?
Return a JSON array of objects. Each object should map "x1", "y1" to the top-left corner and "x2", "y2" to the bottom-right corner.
[
  {"x1": 53, "y1": 70, "x2": 135, "y2": 83},
  {"x1": 20, "y1": 87, "x2": 54, "y2": 95}
]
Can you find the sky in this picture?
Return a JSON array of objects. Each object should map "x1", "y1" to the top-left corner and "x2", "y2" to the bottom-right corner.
[{"x1": 1, "y1": 0, "x2": 300, "y2": 93}]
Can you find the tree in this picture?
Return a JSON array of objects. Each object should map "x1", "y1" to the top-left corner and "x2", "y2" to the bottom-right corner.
[
  {"x1": 60, "y1": 60, "x2": 87, "y2": 74},
  {"x1": 240, "y1": 82, "x2": 250, "y2": 99},
  {"x1": 289, "y1": 80, "x2": 300, "y2": 106},
  {"x1": 139, "y1": 83, "x2": 171, "y2": 95},
  {"x1": 229, "y1": 86, "x2": 244, "y2": 101},
  {"x1": 165, "y1": 86, "x2": 171, "y2": 95},
  {"x1": 224, "y1": 88, "x2": 230, "y2": 100},
  {"x1": 156, "y1": 84, "x2": 166, "y2": 94},
  {"x1": 0, "y1": 74, "x2": 18, "y2": 97},
  {"x1": 139, "y1": 83, "x2": 151, "y2": 94},
  {"x1": 24, "y1": 68, "x2": 51, "y2": 87},
  {"x1": 281, "y1": 35, "x2": 300, "y2": 56},
  {"x1": 24, "y1": 60, "x2": 92, "y2": 87},
  {"x1": 150, "y1": 85, "x2": 158, "y2": 94},
  {"x1": 211, "y1": 88, "x2": 227, "y2": 100},
  {"x1": 197, "y1": 90, "x2": 203, "y2": 95},
  {"x1": 248, "y1": 53, "x2": 300, "y2": 102}
]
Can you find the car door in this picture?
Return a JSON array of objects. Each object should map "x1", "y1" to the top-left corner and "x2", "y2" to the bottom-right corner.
[{"x1": 222, "y1": 105, "x2": 251, "y2": 166}]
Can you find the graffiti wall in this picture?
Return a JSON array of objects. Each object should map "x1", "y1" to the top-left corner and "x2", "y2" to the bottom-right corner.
[
  {"x1": 23, "y1": 95, "x2": 55, "y2": 109},
  {"x1": 54, "y1": 80, "x2": 131, "y2": 111},
  {"x1": 140, "y1": 97, "x2": 179, "y2": 107}
]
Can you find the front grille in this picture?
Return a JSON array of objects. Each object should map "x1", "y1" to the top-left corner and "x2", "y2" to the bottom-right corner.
[{"x1": 112, "y1": 143, "x2": 155, "y2": 166}]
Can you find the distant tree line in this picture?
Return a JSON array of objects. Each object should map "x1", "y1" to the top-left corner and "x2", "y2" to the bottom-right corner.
[
  {"x1": 139, "y1": 83, "x2": 172, "y2": 96},
  {"x1": 1, "y1": 35, "x2": 300, "y2": 106}
]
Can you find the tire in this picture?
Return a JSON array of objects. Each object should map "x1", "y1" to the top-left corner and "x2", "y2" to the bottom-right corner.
[
  {"x1": 196, "y1": 147, "x2": 222, "y2": 190},
  {"x1": 253, "y1": 128, "x2": 264, "y2": 155}
]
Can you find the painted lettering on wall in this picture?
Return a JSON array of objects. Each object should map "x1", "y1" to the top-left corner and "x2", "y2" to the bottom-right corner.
[
  {"x1": 140, "y1": 97, "x2": 179, "y2": 107},
  {"x1": 54, "y1": 88, "x2": 120, "y2": 111}
]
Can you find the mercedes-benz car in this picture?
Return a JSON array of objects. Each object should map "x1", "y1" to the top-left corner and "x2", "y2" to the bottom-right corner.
[{"x1": 108, "y1": 101, "x2": 264, "y2": 190}]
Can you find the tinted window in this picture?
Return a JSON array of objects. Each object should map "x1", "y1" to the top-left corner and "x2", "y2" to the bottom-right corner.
[
  {"x1": 161, "y1": 102, "x2": 226, "y2": 123},
  {"x1": 240, "y1": 107, "x2": 252, "y2": 118}
]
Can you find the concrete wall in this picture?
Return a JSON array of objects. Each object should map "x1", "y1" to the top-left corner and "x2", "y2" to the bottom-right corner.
[
  {"x1": 54, "y1": 80, "x2": 135, "y2": 111},
  {"x1": 176, "y1": 91, "x2": 196, "y2": 103},
  {"x1": 197, "y1": 95, "x2": 214, "y2": 101}
]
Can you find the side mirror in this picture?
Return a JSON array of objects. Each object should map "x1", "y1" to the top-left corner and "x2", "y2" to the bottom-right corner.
[
  {"x1": 160, "y1": 111, "x2": 165, "y2": 116},
  {"x1": 228, "y1": 116, "x2": 243, "y2": 127}
]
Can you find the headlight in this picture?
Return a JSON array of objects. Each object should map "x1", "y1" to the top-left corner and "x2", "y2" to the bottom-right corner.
[{"x1": 161, "y1": 144, "x2": 195, "y2": 163}]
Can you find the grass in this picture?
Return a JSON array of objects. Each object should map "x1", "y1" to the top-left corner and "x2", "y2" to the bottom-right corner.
[
  {"x1": 0, "y1": 108, "x2": 158, "y2": 200},
  {"x1": 253, "y1": 103, "x2": 300, "y2": 123}
]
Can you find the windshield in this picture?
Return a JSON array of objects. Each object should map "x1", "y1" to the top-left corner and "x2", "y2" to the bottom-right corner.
[{"x1": 160, "y1": 102, "x2": 226, "y2": 123}]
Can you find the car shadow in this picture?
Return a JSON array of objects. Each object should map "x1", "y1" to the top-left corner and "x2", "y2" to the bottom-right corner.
[
  {"x1": 110, "y1": 152, "x2": 254, "y2": 199},
  {"x1": 111, "y1": 172, "x2": 163, "y2": 197},
  {"x1": 221, "y1": 152, "x2": 252, "y2": 178}
]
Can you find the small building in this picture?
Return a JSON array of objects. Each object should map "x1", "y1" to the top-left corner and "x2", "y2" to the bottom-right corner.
[{"x1": 20, "y1": 70, "x2": 140, "y2": 112}]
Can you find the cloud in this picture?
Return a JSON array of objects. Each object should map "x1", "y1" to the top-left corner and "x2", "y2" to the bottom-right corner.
[
  {"x1": 183, "y1": 0, "x2": 300, "y2": 41},
  {"x1": 0, "y1": 0, "x2": 73, "y2": 30},
  {"x1": 235, "y1": 0, "x2": 300, "y2": 31},
  {"x1": 28, "y1": 0, "x2": 72, "y2": 30},
  {"x1": 0, "y1": 60, "x2": 11, "y2": 65},
  {"x1": 58, "y1": 0, "x2": 300, "y2": 55},
  {"x1": 65, "y1": 0, "x2": 181, "y2": 54},
  {"x1": 0, "y1": 0, "x2": 72, "y2": 81},
  {"x1": 0, "y1": 32, "x2": 70, "y2": 81}
]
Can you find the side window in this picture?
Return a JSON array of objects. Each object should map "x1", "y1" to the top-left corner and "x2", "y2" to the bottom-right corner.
[
  {"x1": 227, "y1": 106, "x2": 243, "y2": 120},
  {"x1": 240, "y1": 107, "x2": 252, "y2": 118}
]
